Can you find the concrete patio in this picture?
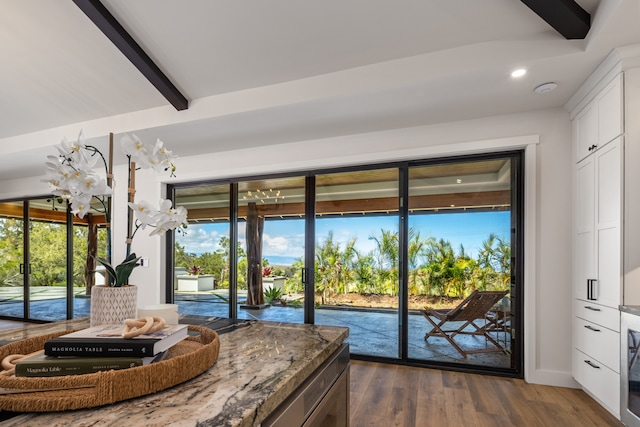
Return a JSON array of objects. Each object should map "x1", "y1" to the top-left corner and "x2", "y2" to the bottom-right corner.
[{"x1": 0, "y1": 287, "x2": 511, "y2": 369}]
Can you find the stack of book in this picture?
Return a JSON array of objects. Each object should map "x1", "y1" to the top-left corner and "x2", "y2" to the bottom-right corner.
[{"x1": 15, "y1": 323, "x2": 188, "y2": 377}]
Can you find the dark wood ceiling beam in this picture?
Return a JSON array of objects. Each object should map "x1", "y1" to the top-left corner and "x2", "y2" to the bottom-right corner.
[
  {"x1": 521, "y1": 0, "x2": 590, "y2": 39},
  {"x1": 73, "y1": 0, "x2": 189, "y2": 110}
]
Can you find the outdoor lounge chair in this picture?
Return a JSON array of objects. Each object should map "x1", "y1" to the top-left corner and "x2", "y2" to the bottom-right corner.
[{"x1": 421, "y1": 290, "x2": 509, "y2": 358}]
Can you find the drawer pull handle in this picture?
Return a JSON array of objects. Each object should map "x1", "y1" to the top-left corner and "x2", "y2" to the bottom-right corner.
[
  {"x1": 584, "y1": 325, "x2": 601, "y2": 332},
  {"x1": 584, "y1": 306, "x2": 601, "y2": 312},
  {"x1": 584, "y1": 360, "x2": 600, "y2": 369}
]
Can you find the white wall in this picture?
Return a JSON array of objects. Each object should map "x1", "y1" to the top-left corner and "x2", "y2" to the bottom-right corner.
[
  {"x1": 624, "y1": 67, "x2": 640, "y2": 303},
  {"x1": 0, "y1": 107, "x2": 575, "y2": 387}
]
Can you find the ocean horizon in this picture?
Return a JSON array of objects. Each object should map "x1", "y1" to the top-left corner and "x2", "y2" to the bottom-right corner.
[{"x1": 265, "y1": 255, "x2": 299, "y2": 266}]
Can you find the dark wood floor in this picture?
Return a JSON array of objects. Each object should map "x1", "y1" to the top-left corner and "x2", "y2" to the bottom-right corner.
[
  {"x1": 350, "y1": 360, "x2": 622, "y2": 427},
  {"x1": 0, "y1": 319, "x2": 32, "y2": 331}
]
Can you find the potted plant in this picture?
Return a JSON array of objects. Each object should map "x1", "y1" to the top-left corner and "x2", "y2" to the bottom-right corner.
[
  {"x1": 43, "y1": 130, "x2": 188, "y2": 326},
  {"x1": 262, "y1": 265, "x2": 285, "y2": 295},
  {"x1": 264, "y1": 286, "x2": 283, "y2": 305},
  {"x1": 187, "y1": 265, "x2": 203, "y2": 276}
]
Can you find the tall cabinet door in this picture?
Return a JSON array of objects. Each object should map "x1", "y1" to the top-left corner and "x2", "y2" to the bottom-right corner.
[
  {"x1": 575, "y1": 137, "x2": 622, "y2": 306},
  {"x1": 575, "y1": 157, "x2": 595, "y2": 301},
  {"x1": 594, "y1": 137, "x2": 623, "y2": 308}
]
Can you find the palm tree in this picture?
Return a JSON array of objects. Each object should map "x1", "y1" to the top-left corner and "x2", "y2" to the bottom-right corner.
[
  {"x1": 494, "y1": 236, "x2": 511, "y2": 288},
  {"x1": 353, "y1": 251, "x2": 375, "y2": 293},
  {"x1": 338, "y1": 237, "x2": 358, "y2": 294},
  {"x1": 475, "y1": 233, "x2": 510, "y2": 290},
  {"x1": 422, "y1": 238, "x2": 454, "y2": 296},
  {"x1": 315, "y1": 231, "x2": 342, "y2": 304},
  {"x1": 369, "y1": 229, "x2": 399, "y2": 295},
  {"x1": 407, "y1": 228, "x2": 432, "y2": 295}
]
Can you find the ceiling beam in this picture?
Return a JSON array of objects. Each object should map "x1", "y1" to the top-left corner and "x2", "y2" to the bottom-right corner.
[
  {"x1": 73, "y1": 0, "x2": 189, "y2": 110},
  {"x1": 521, "y1": 0, "x2": 590, "y2": 39}
]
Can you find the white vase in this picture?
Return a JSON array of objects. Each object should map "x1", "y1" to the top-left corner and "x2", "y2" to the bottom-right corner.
[{"x1": 90, "y1": 285, "x2": 138, "y2": 327}]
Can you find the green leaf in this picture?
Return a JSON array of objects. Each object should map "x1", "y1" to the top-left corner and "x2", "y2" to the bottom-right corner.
[
  {"x1": 94, "y1": 253, "x2": 141, "y2": 287},
  {"x1": 94, "y1": 256, "x2": 117, "y2": 286}
]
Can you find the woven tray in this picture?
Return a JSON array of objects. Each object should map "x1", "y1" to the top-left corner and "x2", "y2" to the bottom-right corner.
[{"x1": 0, "y1": 325, "x2": 219, "y2": 412}]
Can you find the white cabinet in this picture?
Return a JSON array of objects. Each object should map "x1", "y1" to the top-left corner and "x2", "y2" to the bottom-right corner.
[
  {"x1": 574, "y1": 137, "x2": 623, "y2": 307},
  {"x1": 573, "y1": 137, "x2": 623, "y2": 417},
  {"x1": 572, "y1": 299, "x2": 621, "y2": 417},
  {"x1": 574, "y1": 74, "x2": 623, "y2": 162},
  {"x1": 572, "y1": 72, "x2": 624, "y2": 419},
  {"x1": 573, "y1": 347, "x2": 620, "y2": 417}
]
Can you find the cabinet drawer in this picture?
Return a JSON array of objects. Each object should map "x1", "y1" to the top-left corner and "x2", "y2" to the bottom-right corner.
[
  {"x1": 574, "y1": 317, "x2": 620, "y2": 372},
  {"x1": 575, "y1": 300, "x2": 620, "y2": 332},
  {"x1": 573, "y1": 348, "x2": 620, "y2": 418}
]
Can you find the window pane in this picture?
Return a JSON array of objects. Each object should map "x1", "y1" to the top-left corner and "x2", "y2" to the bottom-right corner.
[
  {"x1": 407, "y1": 158, "x2": 512, "y2": 368},
  {"x1": 314, "y1": 168, "x2": 400, "y2": 359},
  {"x1": 0, "y1": 202, "x2": 24, "y2": 318},
  {"x1": 237, "y1": 177, "x2": 306, "y2": 324},
  {"x1": 174, "y1": 184, "x2": 230, "y2": 318},
  {"x1": 27, "y1": 198, "x2": 70, "y2": 321}
]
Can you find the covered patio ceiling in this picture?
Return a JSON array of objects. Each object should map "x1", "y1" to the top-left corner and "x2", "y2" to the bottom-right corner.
[
  {"x1": 0, "y1": 159, "x2": 512, "y2": 224},
  {"x1": 178, "y1": 159, "x2": 512, "y2": 222}
]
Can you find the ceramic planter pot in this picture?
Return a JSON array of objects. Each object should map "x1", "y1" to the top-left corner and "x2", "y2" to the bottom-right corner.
[{"x1": 90, "y1": 285, "x2": 138, "y2": 327}]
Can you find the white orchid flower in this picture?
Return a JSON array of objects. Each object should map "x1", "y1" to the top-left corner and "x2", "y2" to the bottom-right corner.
[
  {"x1": 128, "y1": 200, "x2": 159, "y2": 228},
  {"x1": 70, "y1": 192, "x2": 93, "y2": 218},
  {"x1": 79, "y1": 173, "x2": 112, "y2": 197},
  {"x1": 146, "y1": 153, "x2": 166, "y2": 173},
  {"x1": 158, "y1": 199, "x2": 173, "y2": 214},
  {"x1": 46, "y1": 130, "x2": 187, "y2": 258},
  {"x1": 57, "y1": 136, "x2": 83, "y2": 157},
  {"x1": 121, "y1": 134, "x2": 154, "y2": 169},
  {"x1": 167, "y1": 205, "x2": 188, "y2": 227},
  {"x1": 148, "y1": 222, "x2": 170, "y2": 236},
  {"x1": 153, "y1": 139, "x2": 178, "y2": 172},
  {"x1": 128, "y1": 199, "x2": 187, "y2": 237}
]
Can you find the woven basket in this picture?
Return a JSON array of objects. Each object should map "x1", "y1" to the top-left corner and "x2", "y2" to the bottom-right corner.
[{"x1": 0, "y1": 325, "x2": 219, "y2": 412}]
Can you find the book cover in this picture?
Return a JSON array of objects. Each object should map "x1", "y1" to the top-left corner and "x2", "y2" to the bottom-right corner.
[
  {"x1": 43, "y1": 324, "x2": 188, "y2": 357},
  {"x1": 15, "y1": 351, "x2": 167, "y2": 377}
]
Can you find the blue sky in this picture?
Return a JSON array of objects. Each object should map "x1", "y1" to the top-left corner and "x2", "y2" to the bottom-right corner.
[{"x1": 176, "y1": 211, "x2": 510, "y2": 265}]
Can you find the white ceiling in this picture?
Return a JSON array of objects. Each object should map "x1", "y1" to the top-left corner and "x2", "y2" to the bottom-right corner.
[{"x1": 1, "y1": 0, "x2": 639, "y2": 180}]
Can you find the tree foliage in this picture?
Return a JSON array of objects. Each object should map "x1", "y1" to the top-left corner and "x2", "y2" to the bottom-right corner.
[{"x1": 1, "y1": 216, "x2": 511, "y2": 301}]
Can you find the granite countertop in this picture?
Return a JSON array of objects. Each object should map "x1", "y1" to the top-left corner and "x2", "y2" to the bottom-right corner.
[
  {"x1": 0, "y1": 317, "x2": 349, "y2": 427},
  {"x1": 621, "y1": 305, "x2": 640, "y2": 316}
]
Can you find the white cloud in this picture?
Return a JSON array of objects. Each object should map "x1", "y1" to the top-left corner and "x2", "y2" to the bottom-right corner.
[
  {"x1": 263, "y1": 232, "x2": 304, "y2": 257},
  {"x1": 176, "y1": 224, "x2": 223, "y2": 255}
]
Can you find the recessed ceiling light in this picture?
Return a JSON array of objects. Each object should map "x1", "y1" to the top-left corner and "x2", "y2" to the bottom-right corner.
[
  {"x1": 511, "y1": 69, "x2": 527, "y2": 78},
  {"x1": 534, "y1": 82, "x2": 558, "y2": 94}
]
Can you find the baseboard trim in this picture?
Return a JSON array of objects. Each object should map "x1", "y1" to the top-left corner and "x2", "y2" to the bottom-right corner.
[{"x1": 526, "y1": 369, "x2": 580, "y2": 389}]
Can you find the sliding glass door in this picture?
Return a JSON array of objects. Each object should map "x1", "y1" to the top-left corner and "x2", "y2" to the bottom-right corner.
[
  {"x1": 0, "y1": 202, "x2": 25, "y2": 319},
  {"x1": 168, "y1": 151, "x2": 523, "y2": 375},
  {"x1": 0, "y1": 198, "x2": 80, "y2": 321},
  {"x1": 313, "y1": 168, "x2": 400, "y2": 359},
  {"x1": 236, "y1": 176, "x2": 306, "y2": 323},
  {"x1": 406, "y1": 156, "x2": 516, "y2": 369},
  {"x1": 172, "y1": 177, "x2": 308, "y2": 323},
  {"x1": 27, "y1": 197, "x2": 69, "y2": 321},
  {"x1": 173, "y1": 183, "x2": 231, "y2": 318}
]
